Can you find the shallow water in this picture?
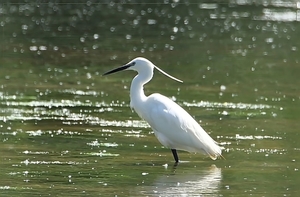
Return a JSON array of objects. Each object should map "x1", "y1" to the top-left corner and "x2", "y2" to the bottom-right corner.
[{"x1": 1, "y1": 1, "x2": 300, "y2": 196}]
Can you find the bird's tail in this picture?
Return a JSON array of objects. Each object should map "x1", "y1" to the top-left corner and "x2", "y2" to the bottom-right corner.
[{"x1": 206, "y1": 142, "x2": 223, "y2": 160}]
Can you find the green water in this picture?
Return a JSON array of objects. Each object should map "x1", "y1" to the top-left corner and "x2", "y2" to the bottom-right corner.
[{"x1": 1, "y1": 1, "x2": 300, "y2": 196}]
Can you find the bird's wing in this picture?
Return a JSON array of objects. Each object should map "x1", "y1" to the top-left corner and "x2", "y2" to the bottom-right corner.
[{"x1": 145, "y1": 93, "x2": 222, "y2": 159}]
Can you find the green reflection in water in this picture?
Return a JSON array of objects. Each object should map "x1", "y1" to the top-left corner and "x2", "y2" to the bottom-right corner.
[{"x1": 1, "y1": 1, "x2": 300, "y2": 196}]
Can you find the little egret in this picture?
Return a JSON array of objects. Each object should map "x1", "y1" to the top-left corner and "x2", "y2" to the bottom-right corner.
[{"x1": 103, "y1": 57, "x2": 222, "y2": 162}]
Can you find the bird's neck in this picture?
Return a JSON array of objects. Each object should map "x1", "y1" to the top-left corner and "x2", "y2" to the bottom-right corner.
[{"x1": 130, "y1": 73, "x2": 152, "y2": 106}]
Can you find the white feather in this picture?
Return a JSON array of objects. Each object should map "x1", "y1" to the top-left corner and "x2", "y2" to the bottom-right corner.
[
  {"x1": 105, "y1": 57, "x2": 223, "y2": 161},
  {"x1": 134, "y1": 93, "x2": 222, "y2": 160}
]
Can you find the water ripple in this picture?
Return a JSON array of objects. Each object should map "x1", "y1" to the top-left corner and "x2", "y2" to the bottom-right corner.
[
  {"x1": 183, "y1": 101, "x2": 273, "y2": 110},
  {"x1": 21, "y1": 159, "x2": 81, "y2": 165}
]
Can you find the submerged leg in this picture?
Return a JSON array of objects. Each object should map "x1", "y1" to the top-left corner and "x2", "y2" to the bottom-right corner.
[{"x1": 171, "y1": 149, "x2": 179, "y2": 163}]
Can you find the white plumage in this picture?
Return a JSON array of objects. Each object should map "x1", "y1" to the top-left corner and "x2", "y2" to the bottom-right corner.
[{"x1": 103, "y1": 57, "x2": 222, "y2": 162}]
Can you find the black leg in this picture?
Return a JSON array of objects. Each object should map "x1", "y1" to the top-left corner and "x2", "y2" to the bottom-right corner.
[{"x1": 171, "y1": 149, "x2": 179, "y2": 163}]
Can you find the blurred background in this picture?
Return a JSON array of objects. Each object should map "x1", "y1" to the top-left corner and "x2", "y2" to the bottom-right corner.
[{"x1": 1, "y1": 0, "x2": 300, "y2": 196}]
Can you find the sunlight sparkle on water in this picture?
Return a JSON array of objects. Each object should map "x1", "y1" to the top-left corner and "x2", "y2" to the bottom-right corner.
[
  {"x1": 25, "y1": 129, "x2": 81, "y2": 136},
  {"x1": 22, "y1": 150, "x2": 49, "y2": 155},
  {"x1": 87, "y1": 140, "x2": 119, "y2": 147},
  {"x1": 0, "y1": 186, "x2": 17, "y2": 190},
  {"x1": 234, "y1": 134, "x2": 282, "y2": 140},
  {"x1": 183, "y1": 101, "x2": 273, "y2": 110},
  {"x1": 85, "y1": 152, "x2": 119, "y2": 157},
  {"x1": 21, "y1": 159, "x2": 80, "y2": 165}
]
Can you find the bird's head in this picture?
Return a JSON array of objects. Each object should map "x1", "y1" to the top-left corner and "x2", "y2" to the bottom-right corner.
[
  {"x1": 127, "y1": 57, "x2": 154, "y2": 72},
  {"x1": 103, "y1": 57, "x2": 182, "y2": 83},
  {"x1": 102, "y1": 57, "x2": 153, "y2": 75}
]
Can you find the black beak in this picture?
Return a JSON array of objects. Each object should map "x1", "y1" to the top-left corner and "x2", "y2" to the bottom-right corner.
[{"x1": 102, "y1": 63, "x2": 133, "y2": 76}]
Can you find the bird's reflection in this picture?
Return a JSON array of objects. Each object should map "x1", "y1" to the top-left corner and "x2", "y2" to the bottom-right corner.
[{"x1": 138, "y1": 165, "x2": 222, "y2": 196}]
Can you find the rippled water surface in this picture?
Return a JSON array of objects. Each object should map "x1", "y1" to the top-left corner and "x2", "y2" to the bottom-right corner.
[{"x1": 1, "y1": 1, "x2": 300, "y2": 196}]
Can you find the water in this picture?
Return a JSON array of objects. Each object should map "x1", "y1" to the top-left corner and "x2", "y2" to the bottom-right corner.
[{"x1": 1, "y1": 1, "x2": 300, "y2": 196}]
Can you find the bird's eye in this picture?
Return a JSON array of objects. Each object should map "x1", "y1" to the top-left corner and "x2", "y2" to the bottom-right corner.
[{"x1": 131, "y1": 62, "x2": 136, "y2": 66}]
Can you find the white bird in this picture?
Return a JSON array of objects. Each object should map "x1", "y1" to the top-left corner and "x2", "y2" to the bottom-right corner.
[{"x1": 103, "y1": 57, "x2": 223, "y2": 163}]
